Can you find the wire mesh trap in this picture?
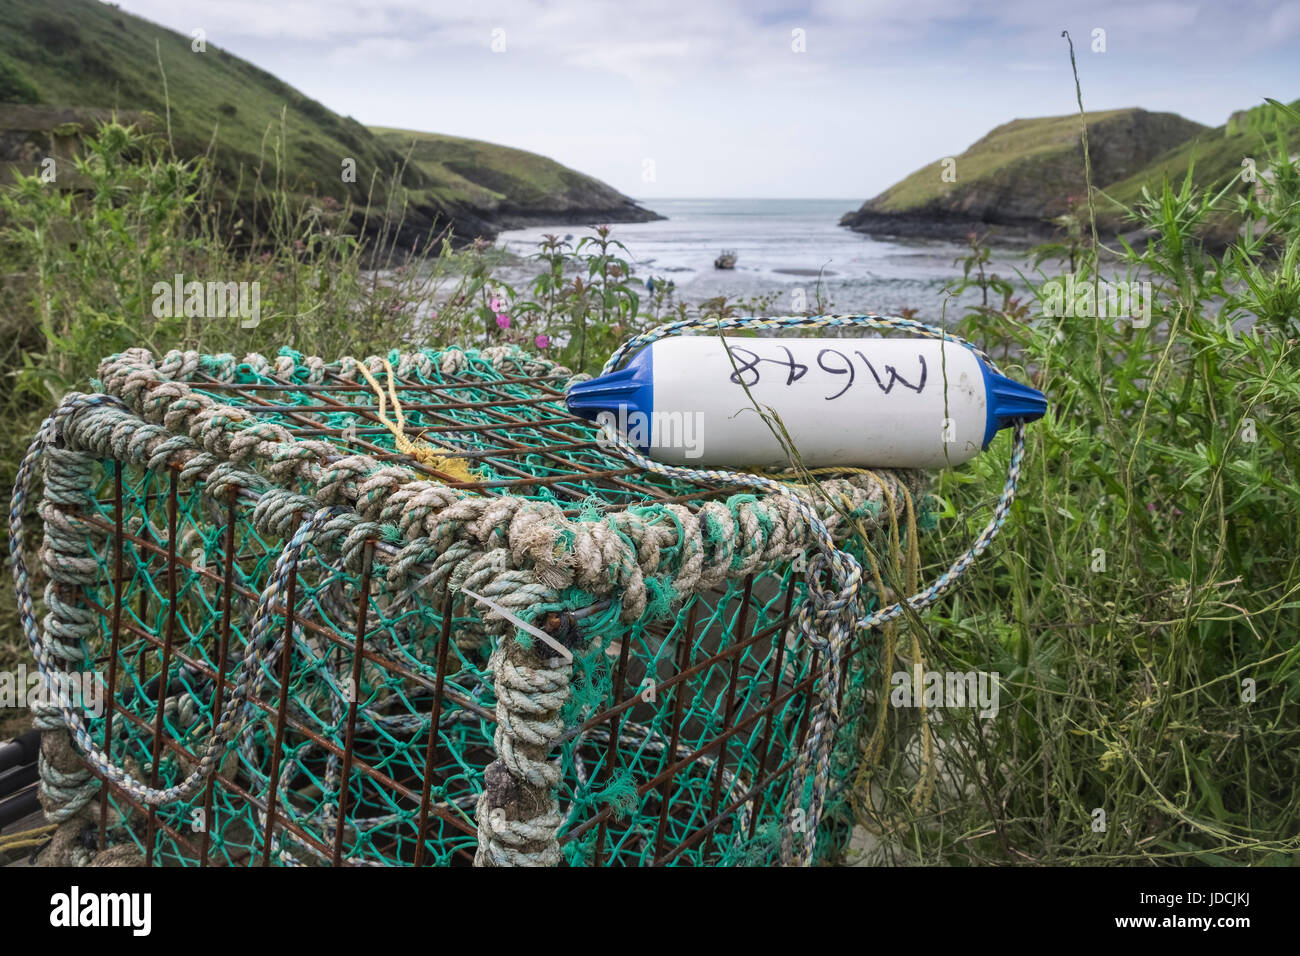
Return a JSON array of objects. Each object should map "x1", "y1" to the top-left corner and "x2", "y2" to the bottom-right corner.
[{"x1": 13, "y1": 343, "x2": 926, "y2": 866}]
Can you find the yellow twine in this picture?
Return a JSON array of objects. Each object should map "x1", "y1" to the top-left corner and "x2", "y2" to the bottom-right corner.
[
  {"x1": 843, "y1": 473, "x2": 937, "y2": 835},
  {"x1": 0, "y1": 822, "x2": 57, "y2": 853},
  {"x1": 0, "y1": 836, "x2": 51, "y2": 853},
  {"x1": 354, "y1": 359, "x2": 478, "y2": 484},
  {"x1": 751, "y1": 464, "x2": 882, "y2": 486}
]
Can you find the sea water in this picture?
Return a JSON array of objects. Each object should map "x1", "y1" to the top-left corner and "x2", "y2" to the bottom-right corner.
[{"x1": 494, "y1": 198, "x2": 1033, "y2": 315}]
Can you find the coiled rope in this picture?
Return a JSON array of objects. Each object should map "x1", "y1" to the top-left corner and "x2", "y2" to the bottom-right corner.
[{"x1": 592, "y1": 312, "x2": 1028, "y2": 866}]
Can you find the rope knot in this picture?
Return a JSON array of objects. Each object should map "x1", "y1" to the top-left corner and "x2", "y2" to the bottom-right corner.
[{"x1": 805, "y1": 550, "x2": 863, "y2": 617}]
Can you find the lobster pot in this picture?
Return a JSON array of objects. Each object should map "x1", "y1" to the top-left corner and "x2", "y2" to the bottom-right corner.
[{"x1": 24, "y1": 344, "x2": 923, "y2": 866}]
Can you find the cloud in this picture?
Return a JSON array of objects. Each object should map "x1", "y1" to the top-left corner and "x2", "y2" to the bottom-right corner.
[
  {"x1": 1263, "y1": 1, "x2": 1300, "y2": 45},
  {"x1": 564, "y1": 38, "x2": 694, "y2": 85},
  {"x1": 325, "y1": 36, "x2": 426, "y2": 66},
  {"x1": 110, "y1": 0, "x2": 1300, "y2": 197},
  {"x1": 118, "y1": 0, "x2": 427, "y2": 42},
  {"x1": 116, "y1": 0, "x2": 1300, "y2": 77}
]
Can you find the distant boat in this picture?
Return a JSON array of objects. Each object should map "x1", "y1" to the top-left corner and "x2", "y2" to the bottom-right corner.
[{"x1": 714, "y1": 250, "x2": 737, "y2": 270}]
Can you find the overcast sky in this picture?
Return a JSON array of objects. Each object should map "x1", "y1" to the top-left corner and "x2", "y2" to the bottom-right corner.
[{"x1": 113, "y1": 0, "x2": 1300, "y2": 200}]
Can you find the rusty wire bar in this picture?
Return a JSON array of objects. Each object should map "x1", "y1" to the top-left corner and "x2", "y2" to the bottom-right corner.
[
  {"x1": 98, "y1": 465, "x2": 125, "y2": 852},
  {"x1": 145, "y1": 467, "x2": 181, "y2": 865},
  {"x1": 413, "y1": 590, "x2": 456, "y2": 867},
  {"x1": 200, "y1": 489, "x2": 239, "y2": 866},
  {"x1": 653, "y1": 602, "x2": 698, "y2": 862},
  {"x1": 260, "y1": 511, "x2": 303, "y2": 867},
  {"x1": 332, "y1": 539, "x2": 375, "y2": 865},
  {"x1": 752, "y1": 573, "x2": 798, "y2": 838},
  {"x1": 707, "y1": 575, "x2": 753, "y2": 853},
  {"x1": 594, "y1": 629, "x2": 633, "y2": 866}
]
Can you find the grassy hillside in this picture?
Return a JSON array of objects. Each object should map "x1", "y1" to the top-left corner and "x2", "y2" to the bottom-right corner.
[
  {"x1": 1101, "y1": 98, "x2": 1300, "y2": 210},
  {"x1": 373, "y1": 127, "x2": 660, "y2": 228},
  {"x1": 0, "y1": 0, "x2": 655, "y2": 246},
  {"x1": 842, "y1": 108, "x2": 1208, "y2": 240}
]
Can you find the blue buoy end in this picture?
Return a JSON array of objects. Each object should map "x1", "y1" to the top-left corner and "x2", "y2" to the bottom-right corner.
[
  {"x1": 565, "y1": 345, "x2": 655, "y2": 447},
  {"x1": 979, "y1": 363, "x2": 1047, "y2": 449}
]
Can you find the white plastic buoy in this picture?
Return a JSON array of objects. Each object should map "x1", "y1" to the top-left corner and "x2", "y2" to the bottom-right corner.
[{"x1": 566, "y1": 336, "x2": 1046, "y2": 469}]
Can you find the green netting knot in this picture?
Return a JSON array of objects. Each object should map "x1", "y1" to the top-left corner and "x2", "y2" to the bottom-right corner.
[
  {"x1": 576, "y1": 494, "x2": 607, "y2": 523},
  {"x1": 593, "y1": 771, "x2": 639, "y2": 820},
  {"x1": 561, "y1": 643, "x2": 610, "y2": 723},
  {"x1": 200, "y1": 353, "x2": 236, "y2": 378},
  {"x1": 725, "y1": 819, "x2": 782, "y2": 866},
  {"x1": 561, "y1": 825, "x2": 599, "y2": 867},
  {"x1": 917, "y1": 493, "x2": 939, "y2": 531},
  {"x1": 643, "y1": 575, "x2": 678, "y2": 621},
  {"x1": 850, "y1": 498, "x2": 882, "y2": 521},
  {"x1": 276, "y1": 346, "x2": 307, "y2": 377},
  {"x1": 701, "y1": 508, "x2": 726, "y2": 546}
]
